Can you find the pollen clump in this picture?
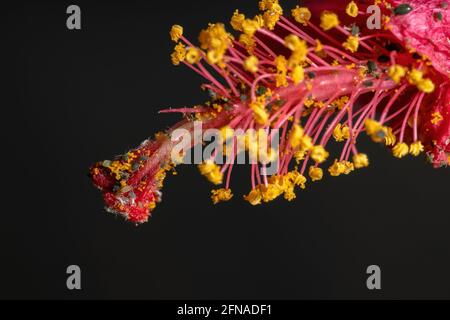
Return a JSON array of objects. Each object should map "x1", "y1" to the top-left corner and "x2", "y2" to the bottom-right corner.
[{"x1": 431, "y1": 112, "x2": 444, "y2": 125}]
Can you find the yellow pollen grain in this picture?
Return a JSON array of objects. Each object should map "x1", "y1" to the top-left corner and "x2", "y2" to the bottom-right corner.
[{"x1": 431, "y1": 112, "x2": 443, "y2": 125}]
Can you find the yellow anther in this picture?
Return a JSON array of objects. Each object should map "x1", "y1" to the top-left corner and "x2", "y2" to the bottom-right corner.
[
  {"x1": 260, "y1": 183, "x2": 284, "y2": 203},
  {"x1": 199, "y1": 23, "x2": 231, "y2": 65},
  {"x1": 220, "y1": 126, "x2": 235, "y2": 142},
  {"x1": 384, "y1": 127, "x2": 397, "y2": 146},
  {"x1": 407, "y1": 68, "x2": 423, "y2": 85},
  {"x1": 392, "y1": 142, "x2": 409, "y2": 158},
  {"x1": 275, "y1": 59, "x2": 288, "y2": 87},
  {"x1": 310, "y1": 145, "x2": 329, "y2": 164},
  {"x1": 244, "y1": 55, "x2": 259, "y2": 73},
  {"x1": 328, "y1": 160, "x2": 346, "y2": 177},
  {"x1": 343, "y1": 161, "x2": 355, "y2": 174},
  {"x1": 186, "y1": 47, "x2": 201, "y2": 64},
  {"x1": 242, "y1": 19, "x2": 260, "y2": 37},
  {"x1": 198, "y1": 160, "x2": 223, "y2": 185},
  {"x1": 171, "y1": 43, "x2": 186, "y2": 66},
  {"x1": 291, "y1": 65, "x2": 305, "y2": 84},
  {"x1": 315, "y1": 39, "x2": 323, "y2": 53},
  {"x1": 291, "y1": 6, "x2": 311, "y2": 25},
  {"x1": 353, "y1": 153, "x2": 369, "y2": 169},
  {"x1": 251, "y1": 102, "x2": 269, "y2": 125},
  {"x1": 239, "y1": 34, "x2": 256, "y2": 51},
  {"x1": 259, "y1": 0, "x2": 280, "y2": 11},
  {"x1": 329, "y1": 160, "x2": 354, "y2": 176},
  {"x1": 333, "y1": 123, "x2": 351, "y2": 142},
  {"x1": 198, "y1": 160, "x2": 216, "y2": 175},
  {"x1": 244, "y1": 188, "x2": 262, "y2": 205},
  {"x1": 365, "y1": 119, "x2": 382, "y2": 136},
  {"x1": 285, "y1": 34, "x2": 303, "y2": 51},
  {"x1": 170, "y1": 25, "x2": 183, "y2": 42},
  {"x1": 346, "y1": 1, "x2": 359, "y2": 17},
  {"x1": 320, "y1": 11, "x2": 339, "y2": 31},
  {"x1": 211, "y1": 188, "x2": 233, "y2": 204},
  {"x1": 259, "y1": 148, "x2": 278, "y2": 164},
  {"x1": 294, "y1": 150, "x2": 307, "y2": 163},
  {"x1": 263, "y1": 10, "x2": 282, "y2": 30},
  {"x1": 230, "y1": 10, "x2": 245, "y2": 31},
  {"x1": 289, "y1": 124, "x2": 304, "y2": 148},
  {"x1": 388, "y1": 65, "x2": 406, "y2": 83},
  {"x1": 417, "y1": 78, "x2": 435, "y2": 93},
  {"x1": 343, "y1": 35, "x2": 359, "y2": 53},
  {"x1": 299, "y1": 135, "x2": 313, "y2": 151},
  {"x1": 304, "y1": 99, "x2": 315, "y2": 108},
  {"x1": 409, "y1": 141, "x2": 424, "y2": 156},
  {"x1": 309, "y1": 166, "x2": 323, "y2": 182},
  {"x1": 286, "y1": 170, "x2": 307, "y2": 189}
]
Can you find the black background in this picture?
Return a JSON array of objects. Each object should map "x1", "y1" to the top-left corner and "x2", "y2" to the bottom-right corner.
[{"x1": 3, "y1": 0, "x2": 450, "y2": 299}]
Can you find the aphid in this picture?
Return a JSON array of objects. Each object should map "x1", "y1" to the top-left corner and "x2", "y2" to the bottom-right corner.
[
  {"x1": 394, "y1": 4, "x2": 413, "y2": 15},
  {"x1": 90, "y1": 0, "x2": 450, "y2": 224}
]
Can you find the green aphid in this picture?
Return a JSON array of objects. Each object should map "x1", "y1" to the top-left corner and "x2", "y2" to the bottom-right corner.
[
  {"x1": 307, "y1": 72, "x2": 316, "y2": 79},
  {"x1": 351, "y1": 24, "x2": 360, "y2": 36},
  {"x1": 256, "y1": 86, "x2": 267, "y2": 96},
  {"x1": 363, "y1": 80, "x2": 374, "y2": 87},
  {"x1": 394, "y1": 4, "x2": 413, "y2": 15},
  {"x1": 367, "y1": 61, "x2": 377, "y2": 74},
  {"x1": 434, "y1": 11, "x2": 443, "y2": 21},
  {"x1": 102, "y1": 160, "x2": 112, "y2": 168},
  {"x1": 376, "y1": 130, "x2": 387, "y2": 139},
  {"x1": 132, "y1": 162, "x2": 141, "y2": 171}
]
